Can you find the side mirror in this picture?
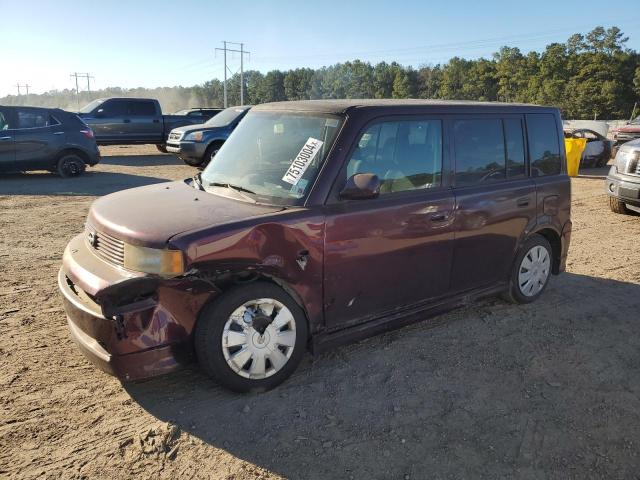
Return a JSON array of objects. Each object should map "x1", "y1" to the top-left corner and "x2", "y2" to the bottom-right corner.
[
  {"x1": 95, "y1": 109, "x2": 105, "y2": 118},
  {"x1": 339, "y1": 173, "x2": 381, "y2": 200}
]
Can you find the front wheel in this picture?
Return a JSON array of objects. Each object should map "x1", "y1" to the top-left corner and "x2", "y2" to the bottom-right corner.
[
  {"x1": 156, "y1": 144, "x2": 168, "y2": 154},
  {"x1": 609, "y1": 197, "x2": 630, "y2": 214},
  {"x1": 504, "y1": 234, "x2": 553, "y2": 304},
  {"x1": 195, "y1": 283, "x2": 308, "y2": 393}
]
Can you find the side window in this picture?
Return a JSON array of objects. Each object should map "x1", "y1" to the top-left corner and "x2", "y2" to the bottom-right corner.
[
  {"x1": 346, "y1": 119, "x2": 443, "y2": 194},
  {"x1": 504, "y1": 118, "x2": 525, "y2": 178},
  {"x1": 453, "y1": 119, "x2": 505, "y2": 186},
  {"x1": 100, "y1": 101, "x2": 127, "y2": 116},
  {"x1": 130, "y1": 101, "x2": 157, "y2": 116},
  {"x1": 16, "y1": 109, "x2": 52, "y2": 129},
  {"x1": 526, "y1": 114, "x2": 561, "y2": 176},
  {"x1": 0, "y1": 111, "x2": 8, "y2": 131}
]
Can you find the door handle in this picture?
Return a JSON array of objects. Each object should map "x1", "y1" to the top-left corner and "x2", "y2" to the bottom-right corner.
[
  {"x1": 516, "y1": 197, "x2": 530, "y2": 207},
  {"x1": 0, "y1": 136, "x2": 11, "y2": 141},
  {"x1": 152, "y1": 119, "x2": 160, "y2": 123},
  {"x1": 123, "y1": 119, "x2": 131, "y2": 123},
  {"x1": 430, "y1": 212, "x2": 450, "y2": 222},
  {"x1": 53, "y1": 131, "x2": 64, "y2": 135}
]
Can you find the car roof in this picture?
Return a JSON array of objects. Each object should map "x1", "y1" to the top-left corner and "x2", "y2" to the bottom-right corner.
[
  {"x1": 0, "y1": 104, "x2": 65, "y2": 114},
  {"x1": 252, "y1": 99, "x2": 557, "y2": 115}
]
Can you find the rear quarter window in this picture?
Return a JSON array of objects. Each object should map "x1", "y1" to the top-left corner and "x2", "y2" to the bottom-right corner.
[{"x1": 526, "y1": 114, "x2": 561, "y2": 176}]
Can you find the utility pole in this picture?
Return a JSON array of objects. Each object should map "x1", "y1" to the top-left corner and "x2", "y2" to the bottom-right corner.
[
  {"x1": 215, "y1": 41, "x2": 250, "y2": 107},
  {"x1": 15, "y1": 84, "x2": 30, "y2": 96},
  {"x1": 79, "y1": 73, "x2": 94, "y2": 95},
  {"x1": 70, "y1": 72, "x2": 81, "y2": 108}
]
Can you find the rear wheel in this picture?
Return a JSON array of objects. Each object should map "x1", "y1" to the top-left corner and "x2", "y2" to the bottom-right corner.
[
  {"x1": 195, "y1": 282, "x2": 307, "y2": 393},
  {"x1": 56, "y1": 154, "x2": 86, "y2": 178},
  {"x1": 504, "y1": 234, "x2": 552, "y2": 304},
  {"x1": 609, "y1": 196, "x2": 630, "y2": 214}
]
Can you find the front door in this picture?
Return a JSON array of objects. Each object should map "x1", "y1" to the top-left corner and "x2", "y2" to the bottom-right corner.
[
  {"x1": 0, "y1": 108, "x2": 15, "y2": 172},
  {"x1": 323, "y1": 117, "x2": 455, "y2": 330},
  {"x1": 449, "y1": 115, "x2": 536, "y2": 292}
]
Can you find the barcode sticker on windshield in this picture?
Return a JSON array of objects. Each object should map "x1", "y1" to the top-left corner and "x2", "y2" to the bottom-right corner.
[{"x1": 282, "y1": 137, "x2": 324, "y2": 185}]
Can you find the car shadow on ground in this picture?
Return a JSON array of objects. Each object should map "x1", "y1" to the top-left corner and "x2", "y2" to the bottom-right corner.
[
  {"x1": 99, "y1": 153, "x2": 183, "y2": 167},
  {"x1": 125, "y1": 272, "x2": 640, "y2": 478},
  {"x1": 0, "y1": 170, "x2": 170, "y2": 196}
]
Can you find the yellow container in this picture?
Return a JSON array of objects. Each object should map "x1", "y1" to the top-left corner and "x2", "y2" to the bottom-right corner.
[{"x1": 564, "y1": 138, "x2": 587, "y2": 177}]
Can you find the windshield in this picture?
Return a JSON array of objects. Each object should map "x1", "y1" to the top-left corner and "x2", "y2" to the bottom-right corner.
[
  {"x1": 201, "y1": 111, "x2": 343, "y2": 205},
  {"x1": 79, "y1": 99, "x2": 105, "y2": 114},
  {"x1": 204, "y1": 107, "x2": 247, "y2": 127}
]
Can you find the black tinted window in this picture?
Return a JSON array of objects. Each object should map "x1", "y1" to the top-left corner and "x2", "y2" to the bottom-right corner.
[
  {"x1": 130, "y1": 101, "x2": 157, "y2": 116},
  {"x1": 100, "y1": 101, "x2": 127, "y2": 116},
  {"x1": 526, "y1": 114, "x2": 561, "y2": 176},
  {"x1": 454, "y1": 119, "x2": 506, "y2": 186},
  {"x1": 346, "y1": 119, "x2": 442, "y2": 194},
  {"x1": 17, "y1": 109, "x2": 56, "y2": 129},
  {"x1": 504, "y1": 118, "x2": 525, "y2": 178}
]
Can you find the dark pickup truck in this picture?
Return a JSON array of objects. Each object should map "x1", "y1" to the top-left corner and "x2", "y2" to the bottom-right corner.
[{"x1": 77, "y1": 98, "x2": 207, "y2": 151}]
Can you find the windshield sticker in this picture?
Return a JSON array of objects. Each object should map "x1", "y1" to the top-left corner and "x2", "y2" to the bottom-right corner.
[
  {"x1": 282, "y1": 137, "x2": 324, "y2": 185},
  {"x1": 325, "y1": 118, "x2": 339, "y2": 128},
  {"x1": 289, "y1": 178, "x2": 309, "y2": 198}
]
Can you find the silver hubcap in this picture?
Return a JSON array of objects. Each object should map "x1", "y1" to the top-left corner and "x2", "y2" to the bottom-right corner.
[
  {"x1": 518, "y1": 245, "x2": 550, "y2": 297},
  {"x1": 221, "y1": 298, "x2": 296, "y2": 379}
]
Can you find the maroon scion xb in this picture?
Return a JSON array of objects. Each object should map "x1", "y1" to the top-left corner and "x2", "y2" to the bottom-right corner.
[{"x1": 59, "y1": 100, "x2": 572, "y2": 392}]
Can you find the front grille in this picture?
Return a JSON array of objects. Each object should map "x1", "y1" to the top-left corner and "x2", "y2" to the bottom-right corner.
[
  {"x1": 168, "y1": 132, "x2": 182, "y2": 141},
  {"x1": 86, "y1": 225, "x2": 125, "y2": 267}
]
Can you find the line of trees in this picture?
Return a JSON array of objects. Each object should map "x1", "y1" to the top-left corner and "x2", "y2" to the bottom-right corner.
[{"x1": 2, "y1": 27, "x2": 639, "y2": 119}]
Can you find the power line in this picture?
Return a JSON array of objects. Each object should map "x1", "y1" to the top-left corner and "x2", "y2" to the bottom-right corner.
[
  {"x1": 70, "y1": 72, "x2": 95, "y2": 108},
  {"x1": 215, "y1": 41, "x2": 250, "y2": 107}
]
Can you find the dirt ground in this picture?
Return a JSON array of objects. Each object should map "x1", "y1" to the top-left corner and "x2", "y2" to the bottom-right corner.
[{"x1": 1, "y1": 145, "x2": 639, "y2": 479}]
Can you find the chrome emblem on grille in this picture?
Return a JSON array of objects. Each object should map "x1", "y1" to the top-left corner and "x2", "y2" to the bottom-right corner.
[{"x1": 87, "y1": 230, "x2": 97, "y2": 248}]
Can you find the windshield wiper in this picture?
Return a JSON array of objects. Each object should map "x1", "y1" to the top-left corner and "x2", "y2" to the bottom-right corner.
[
  {"x1": 208, "y1": 182, "x2": 257, "y2": 202},
  {"x1": 192, "y1": 172, "x2": 204, "y2": 191}
]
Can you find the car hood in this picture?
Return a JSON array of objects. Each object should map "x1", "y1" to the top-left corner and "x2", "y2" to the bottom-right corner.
[
  {"x1": 171, "y1": 123, "x2": 227, "y2": 136},
  {"x1": 616, "y1": 124, "x2": 640, "y2": 133},
  {"x1": 87, "y1": 180, "x2": 283, "y2": 248}
]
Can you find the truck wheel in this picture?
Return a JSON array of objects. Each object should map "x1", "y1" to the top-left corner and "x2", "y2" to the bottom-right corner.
[
  {"x1": 609, "y1": 197, "x2": 630, "y2": 214},
  {"x1": 504, "y1": 234, "x2": 553, "y2": 304},
  {"x1": 56, "y1": 154, "x2": 86, "y2": 178},
  {"x1": 195, "y1": 282, "x2": 308, "y2": 393},
  {"x1": 156, "y1": 144, "x2": 168, "y2": 154}
]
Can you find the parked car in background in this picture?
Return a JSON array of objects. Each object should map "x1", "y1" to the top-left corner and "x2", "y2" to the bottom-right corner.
[
  {"x1": 564, "y1": 128, "x2": 613, "y2": 167},
  {"x1": 0, "y1": 105, "x2": 99, "y2": 177},
  {"x1": 166, "y1": 105, "x2": 251, "y2": 167},
  {"x1": 612, "y1": 116, "x2": 640, "y2": 149},
  {"x1": 59, "y1": 99, "x2": 571, "y2": 392},
  {"x1": 77, "y1": 98, "x2": 207, "y2": 153},
  {"x1": 606, "y1": 138, "x2": 640, "y2": 214},
  {"x1": 173, "y1": 108, "x2": 223, "y2": 121}
]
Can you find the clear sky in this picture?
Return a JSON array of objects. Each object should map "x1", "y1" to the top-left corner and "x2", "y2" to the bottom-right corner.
[{"x1": 2, "y1": 0, "x2": 639, "y2": 97}]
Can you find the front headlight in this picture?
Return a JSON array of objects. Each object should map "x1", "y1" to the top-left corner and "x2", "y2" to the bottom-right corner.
[
  {"x1": 614, "y1": 149, "x2": 639, "y2": 173},
  {"x1": 123, "y1": 244, "x2": 185, "y2": 277},
  {"x1": 184, "y1": 131, "x2": 203, "y2": 141}
]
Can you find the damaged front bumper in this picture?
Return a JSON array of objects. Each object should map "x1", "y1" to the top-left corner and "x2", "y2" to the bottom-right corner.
[{"x1": 59, "y1": 233, "x2": 217, "y2": 380}]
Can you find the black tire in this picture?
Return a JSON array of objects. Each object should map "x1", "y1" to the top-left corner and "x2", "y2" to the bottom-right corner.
[
  {"x1": 200, "y1": 141, "x2": 224, "y2": 169},
  {"x1": 56, "y1": 154, "x2": 86, "y2": 178},
  {"x1": 195, "y1": 282, "x2": 308, "y2": 393},
  {"x1": 609, "y1": 196, "x2": 630, "y2": 214},
  {"x1": 504, "y1": 234, "x2": 553, "y2": 304},
  {"x1": 156, "y1": 144, "x2": 168, "y2": 154}
]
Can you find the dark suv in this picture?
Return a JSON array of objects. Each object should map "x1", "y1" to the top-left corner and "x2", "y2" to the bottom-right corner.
[
  {"x1": 0, "y1": 105, "x2": 100, "y2": 177},
  {"x1": 59, "y1": 100, "x2": 571, "y2": 392}
]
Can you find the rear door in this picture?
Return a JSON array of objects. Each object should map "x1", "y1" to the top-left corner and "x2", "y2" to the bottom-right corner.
[
  {"x1": 127, "y1": 100, "x2": 163, "y2": 143},
  {"x1": 323, "y1": 116, "x2": 455, "y2": 329},
  {"x1": 449, "y1": 114, "x2": 536, "y2": 292},
  {"x1": 13, "y1": 108, "x2": 66, "y2": 170},
  {"x1": 0, "y1": 107, "x2": 15, "y2": 172}
]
